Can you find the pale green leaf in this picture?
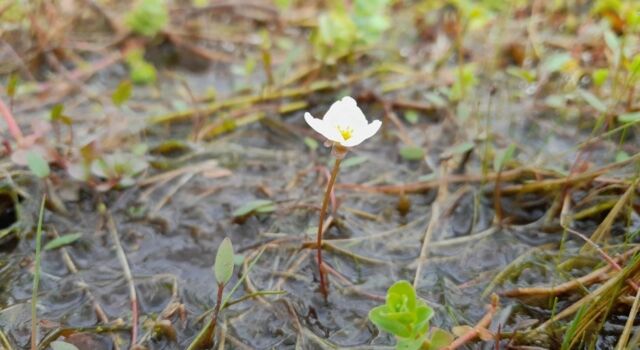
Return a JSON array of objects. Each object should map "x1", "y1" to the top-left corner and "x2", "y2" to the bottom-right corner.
[
  {"x1": 44, "y1": 233, "x2": 82, "y2": 251},
  {"x1": 342, "y1": 156, "x2": 368, "y2": 168},
  {"x1": 232, "y1": 200, "x2": 275, "y2": 217},
  {"x1": 7, "y1": 73, "x2": 19, "y2": 98},
  {"x1": 27, "y1": 152, "x2": 50, "y2": 178},
  {"x1": 304, "y1": 137, "x2": 318, "y2": 151},
  {"x1": 618, "y1": 112, "x2": 640, "y2": 123},
  {"x1": 399, "y1": 146, "x2": 424, "y2": 161},
  {"x1": 404, "y1": 110, "x2": 419, "y2": 124},
  {"x1": 578, "y1": 89, "x2": 607, "y2": 113},
  {"x1": 214, "y1": 237, "x2": 234, "y2": 285},
  {"x1": 112, "y1": 80, "x2": 132, "y2": 106},
  {"x1": 493, "y1": 143, "x2": 516, "y2": 172}
]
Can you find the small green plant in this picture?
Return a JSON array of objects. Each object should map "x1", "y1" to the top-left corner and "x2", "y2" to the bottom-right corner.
[
  {"x1": 187, "y1": 237, "x2": 235, "y2": 350},
  {"x1": 125, "y1": 0, "x2": 168, "y2": 37},
  {"x1": 89, "y1": 152, "x2": 148, "y2": 191},
  {"x1": 312, "y1": 0, "x2": 391, "y2": 64},
  {"x1": 125, "y1": 50, "x2": 157, "y2": 85},
  {"x1": 369, "y1": 281, "x2": 453, "y2": 350}
]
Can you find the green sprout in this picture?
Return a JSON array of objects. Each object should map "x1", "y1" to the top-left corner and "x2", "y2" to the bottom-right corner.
[
  {"x1": 125, "y1": 0, "x2": 168, "y2": 37},
  {"x1": 369, "y1": 281, "x2": 452, "y2": 350}
]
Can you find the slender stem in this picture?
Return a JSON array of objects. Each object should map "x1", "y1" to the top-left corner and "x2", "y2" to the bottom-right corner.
[
  {"x1": 186, "y1": 282, "x2": 225, "y2": 350},
  {"x1": 106, "y1": 213, "x2": 138, "y2": 346},
  {"x1": 0, "y1": 97, "x2": 23, "y2": 144},
  {"x1": 31, "y1": 196, "x2": 46, "y2": 350},
  {"x1": 317, "y1": 154, "x2": 343, "y2": 299}
]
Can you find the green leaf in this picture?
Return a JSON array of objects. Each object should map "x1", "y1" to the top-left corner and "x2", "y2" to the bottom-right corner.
[
  {"x1": 448, "y1": 142, "x2": 475, "y2": 155},
  {"x1": 604, "y1": 29, "x2": 620, "y2": 62},
  {"x1": 428, "y1": 328, "x2": 455, "y2": 350},
  {"x1": 27, "y1": 151, "x2": 50, "y2": 178},
  {"x1": 616, "y1": 151, "x2": 630, "y2": 163},
  {"x1": 541, "y1": 52, "x2": 572, "y2": 73},
  {"x1": 7, "y1": 73, "x2": 19, "y2": 97},
  {"x1": 51, "y1": 341, "x2": 80, "y2": 350},
  {"x1": 50, "y1": 104, "x2": 64, "y2": 120},
  {"x1": 44, "y1": 233, "x2": 82, "y2": 251},
  {"x1": 112, "y1": 80, "x2": 132, "y2": 106},
  {"x1": 493, "y1": 143, "x2": 516, "y2": 172},
  {"x1": 126, "y1": 0, "x2": 168, "y2": 37},
  {"x1": 630, "y1": 54, "x2": 640, "y2": 81},
  {"x1": 126, "y1": 50, "x2": 157, "y2": 85},
  {"x1": 592, "y1": 68, "x2": 609, "y2": 86},
  {"x1": 214, "y1": 237, "x2": 234, "y2": 285},
  {"x1": 49, "y1": 104, "x2": 72, "y2": 125},
  {"x1": 399, "y1": 146, "x2": 425, "y2": 161},
  {"x1": 561, "y1": 304, "x2": 588, "y2": 350},
  {"x1": 578, "y1": 89, "x2": 607, "y2": 113},
  {"x1": 396, "y1": 336, "x2": 426, "y2": 350},
  {"x1": 387, "y1": 280, "x2": 417, "y2": 311},
  {"x1": 342, "y1": 156, "x2": 368, "y2": 168},
  {"x1": 232, "y1": 200, "x2": 275, "y2": 217},
  {"x1": 369, "y1": 305, "x2": 413, "y2": 338},
  {"x1": 304, "y1": 137, "x2": 318, "y2": 151},
  {"x1": 404, "y1": 110, "x2": 419, "y2": 124},
  {"x1": 618, "y1": 112, "x2": 640, "y2": 123}
]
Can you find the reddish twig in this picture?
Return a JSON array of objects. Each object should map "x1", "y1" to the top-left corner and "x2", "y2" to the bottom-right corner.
[
  {"x1": 0, "y1": 97, "x2": 23, "y2": 143},
  {"x1": 445, "y1": 295, "x2": 499, "y2": 350},
  {"x1": 565, "y1": 227, "x2": 639, "y2": 291},
  {"x1": 316, "y1": 154, "x2": 344, "y2": 300}
]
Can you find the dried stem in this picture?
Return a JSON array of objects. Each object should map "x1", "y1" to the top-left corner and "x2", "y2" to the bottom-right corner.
[
  {"x1": 444, "y1": 295, "x2": 499, "y2": 350},
  {"x1": 106, "y1": 213, "x2": 138, "y2": 346}
]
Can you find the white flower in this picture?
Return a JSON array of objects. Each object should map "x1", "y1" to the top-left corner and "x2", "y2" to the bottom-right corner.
[{"x1": 304, "y1": 96, "x2": 382, "y2": 147}]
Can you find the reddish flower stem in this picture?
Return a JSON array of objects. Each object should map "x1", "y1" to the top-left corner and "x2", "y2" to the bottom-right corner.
[
  {"x1": 0, "y1": 97, "x2": 23, "y2": 143},
  {"x1": 316, "y1": 146, "x2": 346, "y2": 300}
]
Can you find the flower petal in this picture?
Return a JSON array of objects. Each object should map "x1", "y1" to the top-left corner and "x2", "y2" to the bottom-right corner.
[
  {"x1": 304, "y1": 112, "x2": 342, "y2": 143},
  {"x1": 323, "y1": 96, "x2": 368, "y2": 128},
  {"x1": 341, "y1": 119, "x2": 382, "y2": 147}
]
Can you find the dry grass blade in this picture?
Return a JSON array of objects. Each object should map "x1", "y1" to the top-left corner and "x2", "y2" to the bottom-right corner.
[{"x1": 583, "y1": 180, "x2": 637, "y2": 249}]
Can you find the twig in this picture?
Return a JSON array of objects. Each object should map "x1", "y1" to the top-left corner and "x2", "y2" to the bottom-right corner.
[
  {"x1": 566, "y1": 227, "x2": 639, "y2": 291},
  {"x1": 413, "y1": 165, "x2": 447, "y2": 288},
  {"x1": 444, "y1": 295, "x2": 499, "y2": 350},
  {"x1": 106, "y1": 213, "x2": 138, "y2": 346}
]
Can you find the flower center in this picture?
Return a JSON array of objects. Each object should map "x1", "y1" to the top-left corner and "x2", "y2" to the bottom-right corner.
[{"x1": 336, "y1": 126, "x2": 353, "y2": 141}]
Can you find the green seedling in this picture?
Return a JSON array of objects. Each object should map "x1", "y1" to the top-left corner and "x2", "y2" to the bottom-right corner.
[
  {"x1": 311, "y1": 0, "x2": 391, "y2": 64},
  {"x1": 90, "y1": 153, "x2": 149, "y2": 191},
  {"x1": 125, "y1": 50, "x2": 157, "y2": 85},
  {"x1": 187, "y1": 237, "x2": 235, "y2": 350},
  {"x1": 369, "y1": 281, "x2": 452, "y2": 350},
  {"x1": 125, "y1": 0, "x2": 168, "y2": 37}
]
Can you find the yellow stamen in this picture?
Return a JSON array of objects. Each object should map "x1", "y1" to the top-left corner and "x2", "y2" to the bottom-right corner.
[{"x1": 336, "y1": 126, "x2": 353, "y2": 141}]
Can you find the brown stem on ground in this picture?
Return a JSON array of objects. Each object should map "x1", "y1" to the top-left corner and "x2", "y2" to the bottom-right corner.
[
  {"x1": 444, "y1": 295, "x2": 499, "y2": 350},
  {"x1": 493, "y1": 170, "x2": 503, "y2": 224},
  {"x1": 203, "y1": 282, "x2": 225, "y2": 347},
  {"x1": 316, "y1": 145, "x2": 346, "y2": 300}
]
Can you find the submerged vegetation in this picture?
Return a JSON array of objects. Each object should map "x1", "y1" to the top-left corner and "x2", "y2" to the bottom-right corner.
[{"x1": 1, "y1": 0, "x2": 640, "y2": 349}]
